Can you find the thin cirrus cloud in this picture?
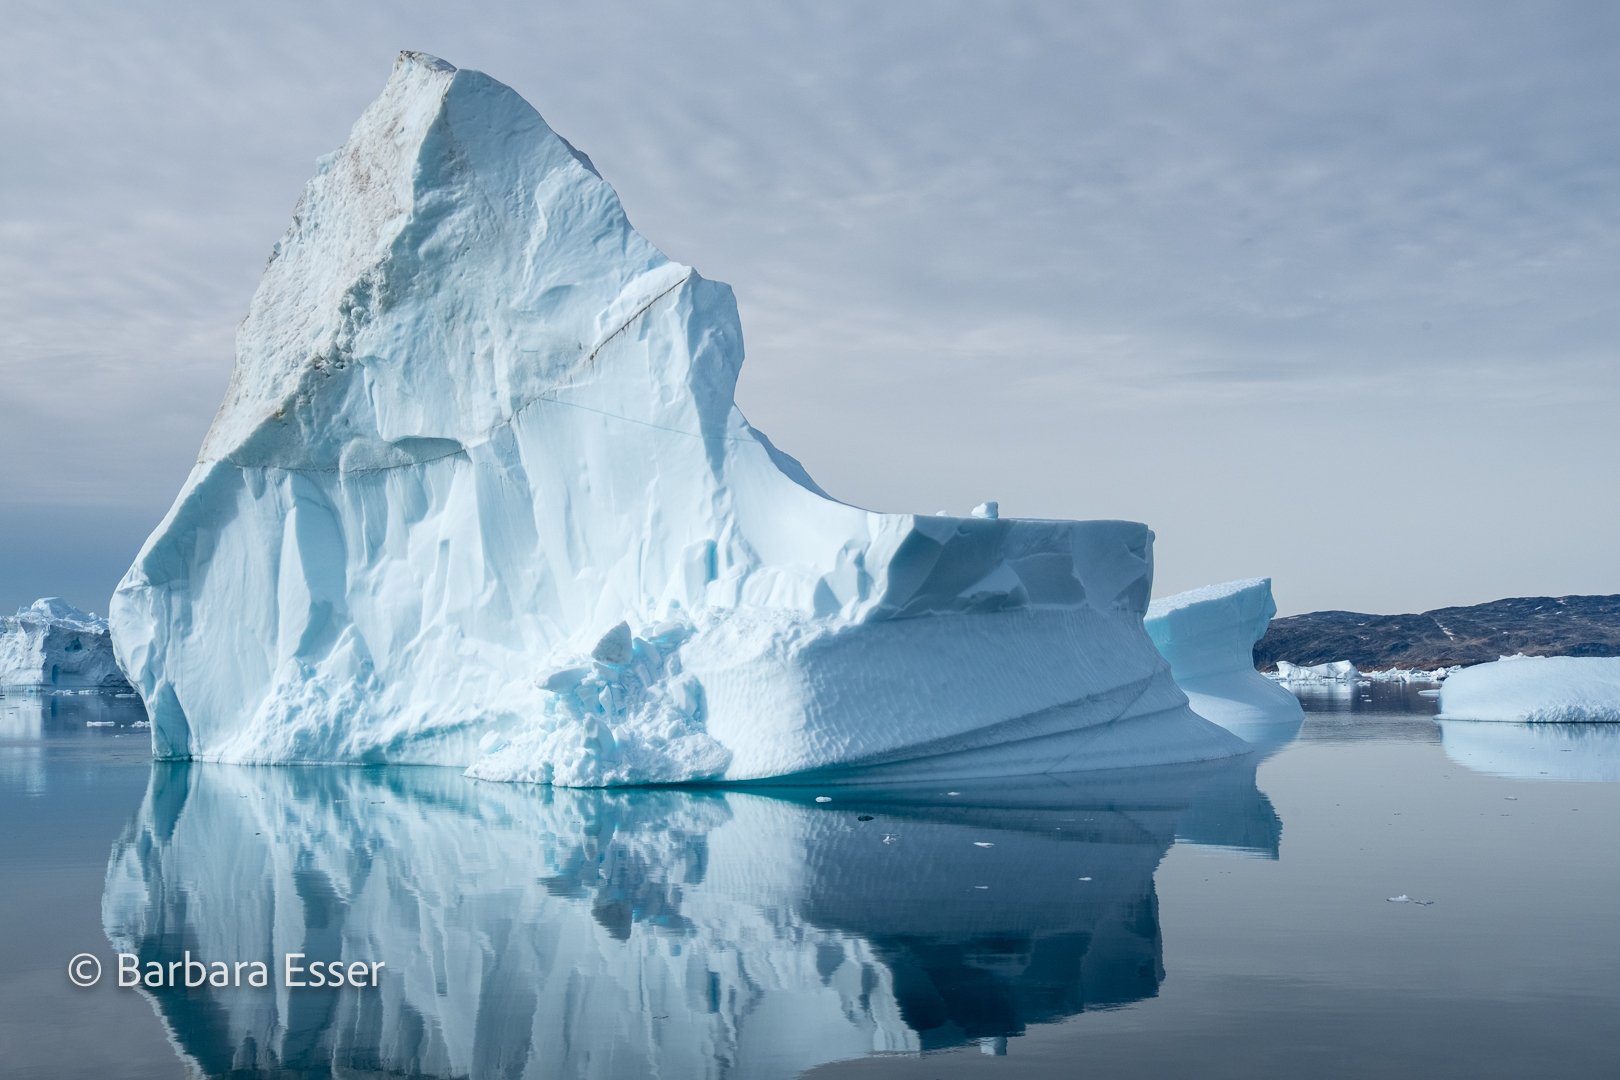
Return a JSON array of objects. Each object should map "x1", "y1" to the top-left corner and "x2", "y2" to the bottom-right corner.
[{"x1": 1, "y1": 0, "x2": 1616, "y2": 616}]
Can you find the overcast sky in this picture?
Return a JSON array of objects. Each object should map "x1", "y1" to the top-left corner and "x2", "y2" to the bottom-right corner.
[{"x1": 3, "y1": 0, "x2": 1617, "y2": 617}]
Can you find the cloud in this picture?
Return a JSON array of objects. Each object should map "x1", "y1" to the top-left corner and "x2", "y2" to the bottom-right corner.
[{"x1": 2, "y1": 0, "x2": 1616, "y2": 613}]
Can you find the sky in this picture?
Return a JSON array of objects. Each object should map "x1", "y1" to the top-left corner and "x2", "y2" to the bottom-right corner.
[{"x1": 2, "y1": 0, "x2": 1617, "y2": 617}]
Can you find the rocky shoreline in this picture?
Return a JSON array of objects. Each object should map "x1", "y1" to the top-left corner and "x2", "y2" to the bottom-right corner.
[{"x1": 1253, "y1": 594, "x2": 1620, "y2": 672}]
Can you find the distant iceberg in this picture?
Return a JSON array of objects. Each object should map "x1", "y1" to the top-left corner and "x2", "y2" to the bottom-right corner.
[
  {"x1": 0, "y1": 598, "x2": 130, "y2": 691},
  {"x1": 1437, "y1": 656, "x2": 1620, "y2": 723},
  {"x1": 109, "y1": 53, "x2": 1243, "y2": 785},
  {"x1": 1145, "y1": 578, "x2": 1302, "y2": 743},
  {"x1": 1275, "y1": 659, "x2": 1360, "y2": 683}
]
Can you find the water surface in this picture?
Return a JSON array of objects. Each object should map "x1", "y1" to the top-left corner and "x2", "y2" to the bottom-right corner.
[{"x1": 3, "y1": 687, "x2": 1617, "y2": 1078}]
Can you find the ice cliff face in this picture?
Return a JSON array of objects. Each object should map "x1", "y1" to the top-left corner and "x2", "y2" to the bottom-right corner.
[
  {"x1": 0, "y1": 598, "x2": 130, "y2": 690},
  {"x1": 110, "y1": 51, "x2": 1242, "y2": 784},
  {"x1": 1145, "y1": 579, "x2": 1302, "y2": 742},
  {"x1": 103, "y1": 762, "x2": 1264, "y2": 1076}
]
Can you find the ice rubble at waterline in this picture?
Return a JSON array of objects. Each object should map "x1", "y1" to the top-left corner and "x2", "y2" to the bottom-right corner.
[
  {"x1": 1144, "y1": 578, "x2": 1302, "y2": 744},
  {"x1": 108, "y1": 52, "x2": 1245, "y2": 786}
]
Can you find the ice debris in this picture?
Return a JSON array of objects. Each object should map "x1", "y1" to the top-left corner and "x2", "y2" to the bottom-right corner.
[
  {"x1": 1271, "y1": 661, "x2": 1463, "y2": 684},
  {"x1": 108, "y1": 52, "x2": 1245, "y2": 785}
]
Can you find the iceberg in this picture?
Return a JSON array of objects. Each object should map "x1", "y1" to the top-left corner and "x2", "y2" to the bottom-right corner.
[
  {"x1": 102, "y1": 760, "x2": 1265, "y2": 1076},
  {"x1": 108, "y1": 52, "x2": 1243, "y2": 785},
  {"x1": 0, "y1": 598, "x2": 131, "y2": 691},
  {"x1": 1274, "y1": 659, "x2": 1361, "y2": 683},
  {"x1": 1144, "y1": 579, "x2": 1302, "y2": 744},
  {"x1": 1437, "y1": 656, "x2": 1620, "y2": 723}
]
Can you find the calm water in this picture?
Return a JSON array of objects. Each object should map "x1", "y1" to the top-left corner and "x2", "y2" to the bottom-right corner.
[{"x1": 3, "y1": 686, "x2": 1618, "y2": 1079}]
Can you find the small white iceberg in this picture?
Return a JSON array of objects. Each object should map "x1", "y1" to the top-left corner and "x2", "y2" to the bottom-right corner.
[
  {"x1": 1437, "y1": 656, "x2": 1620, "y2": 723},
  {"x1": 1275, "y1": 659, "x2": 1361, "y2": 683}
]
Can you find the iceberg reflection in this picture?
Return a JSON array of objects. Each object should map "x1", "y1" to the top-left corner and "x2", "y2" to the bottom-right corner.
[
  {"x1": 104, "y1": 756, "x2": 1269, "y2": 1077},
  {"x1": 1437, "y1": 720, "x2": 1620, "y2": 782}
]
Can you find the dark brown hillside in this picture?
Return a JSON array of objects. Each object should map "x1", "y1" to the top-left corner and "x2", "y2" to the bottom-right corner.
[{"x1": 1252, "y1": 594, "x2": 1620, "y2": 671}]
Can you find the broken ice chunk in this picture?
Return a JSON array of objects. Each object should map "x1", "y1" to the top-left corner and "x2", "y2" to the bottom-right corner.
[
  {"x1": 539, "y1": 665, "x2": 590, "y2": 692},
  {"x1": 591, "y1": 621, "x2": 634, "y2": 665},
  {"x1": 971, "y1": 501, "x2": 999, "y2": 519}
]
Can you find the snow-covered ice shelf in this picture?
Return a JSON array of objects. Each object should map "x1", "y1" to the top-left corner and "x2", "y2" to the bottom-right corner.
[{"x1": 109, "y1": 52, "x2": 1243, "y2": 785}]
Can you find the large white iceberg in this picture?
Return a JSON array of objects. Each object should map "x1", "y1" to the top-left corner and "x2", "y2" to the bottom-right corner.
[
  {"x1": 109, "y1": 52, "x2": 1243, "y2": 786},
  {"x1": 0, "y1": 598, "x2": 130, "y2": 690},
  {"x1": 1144, "y1": 578, "x2": 1302, "y2": 743},
  {"x1": 1437, "y1": 656, "x2": 1620, "y2": 723}
]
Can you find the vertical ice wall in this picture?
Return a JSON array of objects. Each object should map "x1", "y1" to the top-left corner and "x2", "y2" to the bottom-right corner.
[{"x1": 110, "y1": 52, "x2": 1243, "y2": 784}]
